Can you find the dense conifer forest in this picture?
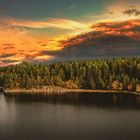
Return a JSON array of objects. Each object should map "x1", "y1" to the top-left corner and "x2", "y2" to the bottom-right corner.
[{"x1": 0, "y1": 57, "x2": 140, "y2": 91}]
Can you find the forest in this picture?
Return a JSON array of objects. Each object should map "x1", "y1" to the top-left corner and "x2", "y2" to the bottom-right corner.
[{"x1": 0, "y1": 57, "x2": 140, "y2": 91}]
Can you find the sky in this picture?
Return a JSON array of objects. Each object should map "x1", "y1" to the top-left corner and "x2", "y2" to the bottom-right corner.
[{"x1": 0, "y1": 0, "x2": 140, "y2": 66}]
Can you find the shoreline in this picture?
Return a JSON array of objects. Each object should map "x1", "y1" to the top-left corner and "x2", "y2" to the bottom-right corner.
[{"x1": 3, "y1": 88, "x2": 140, "y2": 95}]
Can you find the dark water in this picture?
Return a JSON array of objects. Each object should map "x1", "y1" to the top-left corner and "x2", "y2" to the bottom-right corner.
[{"x1": 0, "y1": 93, "x2": 140, "y2": 140}]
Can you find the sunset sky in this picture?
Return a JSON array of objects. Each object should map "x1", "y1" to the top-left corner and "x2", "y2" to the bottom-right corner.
[{"x1": 0, "y1": 0, "x2": 140, "y2": 66}]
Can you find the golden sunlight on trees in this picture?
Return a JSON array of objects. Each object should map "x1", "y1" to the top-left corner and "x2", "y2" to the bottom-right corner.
[
  {"x1": 112, "y1": 81, "x2": 123, "y2": 91},
  {"x1": 65, "y1": 80, "x2": 79, "y2": 89}
]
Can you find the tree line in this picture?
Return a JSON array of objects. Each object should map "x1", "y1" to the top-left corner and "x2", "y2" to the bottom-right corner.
[{"x1": 0, "y1": 57, "x2": 140, "y2": 91}]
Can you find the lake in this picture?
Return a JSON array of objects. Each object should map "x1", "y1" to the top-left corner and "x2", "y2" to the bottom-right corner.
[{"x1": 0, "y1": 93, "x2": 140, "y2": 140}]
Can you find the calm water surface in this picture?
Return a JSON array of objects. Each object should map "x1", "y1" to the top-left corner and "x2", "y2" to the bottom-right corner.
[{"x1": 0, "y1": 93, "x2": 140, "y2": 140}]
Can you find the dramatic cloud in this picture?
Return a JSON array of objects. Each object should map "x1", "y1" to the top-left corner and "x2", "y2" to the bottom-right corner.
[
  {"x1": 6, "y1": 18, "x2": 88, "y2": 30},
  {"x1": 38, "y1": 19, "x2": 140, "y2": 62},
  {"x1": 123, "y1": 8, "x2": 140, "y2": 16},
  {"x1": 0, "y1": 19, "x2": 140, "y2": 66}
]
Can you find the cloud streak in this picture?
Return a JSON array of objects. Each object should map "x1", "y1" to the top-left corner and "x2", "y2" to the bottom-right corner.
[
  {"x1": 0, "y1": 53, "x2": 16, "y2": 59},
  {"x1": 7, "y1": 18, "x2": 88, "y2": 30}
]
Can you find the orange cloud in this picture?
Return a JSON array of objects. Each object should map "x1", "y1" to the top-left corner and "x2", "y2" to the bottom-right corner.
[
  {"x1": 91, "y1": 19, "x2": 140, "y2": 37},
  {"x1": 0, "y1": 24, "x2": 66, "y2": 66}
]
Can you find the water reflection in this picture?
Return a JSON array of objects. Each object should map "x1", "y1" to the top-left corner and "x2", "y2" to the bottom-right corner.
[
  {"x1": 4, "y1": 93, "x2": 140, "y2": 109},
  {"x1": 0, "y1": 93, "x2": 140, "y2": 140},
  {"x1": 0, "y1": 94, "x2": 17, "y2": 124}
]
